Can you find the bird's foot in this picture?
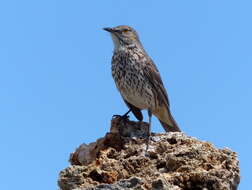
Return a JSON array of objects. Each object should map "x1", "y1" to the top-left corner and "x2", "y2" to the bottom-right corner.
[
  {"x1": 145, "y1": 133, "x2": 151, "y2": 152},
  {"x1": 145, "y1": 121, "x2": 152, "y2": 152},
  {"x1": 113, "y1": 109, "x2": 131, "y2": 121},
  {"x1": 112, "y1": 113, "x2": 130, "y2": 123}
]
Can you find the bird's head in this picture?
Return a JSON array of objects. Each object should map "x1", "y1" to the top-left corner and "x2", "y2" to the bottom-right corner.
[{"x1": 103, "y1": 25, "x2": 141, "y2": 50}]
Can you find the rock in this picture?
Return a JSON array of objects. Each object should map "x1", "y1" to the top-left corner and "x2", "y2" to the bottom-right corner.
[{"x1": 58, "y1": 116, "x2": 240, "y2": 190}]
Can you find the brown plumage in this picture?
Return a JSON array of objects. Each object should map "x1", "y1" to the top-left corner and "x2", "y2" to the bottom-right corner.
[{"x1": 103, "y1": 25, "x2": 181, "y2": 133}]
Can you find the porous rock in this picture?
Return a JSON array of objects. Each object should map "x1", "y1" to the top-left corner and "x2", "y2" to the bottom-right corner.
[{"x1": 58, "y1": 116, "x2": 240, "y2": 190}]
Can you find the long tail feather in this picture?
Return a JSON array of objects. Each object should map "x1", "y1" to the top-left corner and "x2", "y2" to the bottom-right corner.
[
  {"x1": 156, "y1": 106, "x2": 181, "y2": 132},
  {"x1": 159, "y1": 118, "x2": 181, "y2": 132}
]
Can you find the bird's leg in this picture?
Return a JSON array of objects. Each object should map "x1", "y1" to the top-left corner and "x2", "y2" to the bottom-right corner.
[
  {"x1": 122, "y1": 109, "x2": 131, "y2": 119},
  {"x1": 146, "y1": 110, "x2": 152, "y2": 151},
  {"x1": 113, "y1": 109, "x2": 131, "y2": 121}
]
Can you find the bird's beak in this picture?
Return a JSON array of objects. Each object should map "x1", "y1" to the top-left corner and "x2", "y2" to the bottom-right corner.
[{"x1": 103, "y1": 27, "x2": 114, "y2": 33}]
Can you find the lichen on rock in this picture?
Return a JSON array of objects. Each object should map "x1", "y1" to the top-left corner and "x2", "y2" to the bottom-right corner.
[{"x1": 58, "y1": 116, "x2": 240, "y2": 190}]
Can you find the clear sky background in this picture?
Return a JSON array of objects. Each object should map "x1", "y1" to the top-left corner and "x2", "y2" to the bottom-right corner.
[{"x1": 0, "y1": 0, "x2": 251, "y2": 189}]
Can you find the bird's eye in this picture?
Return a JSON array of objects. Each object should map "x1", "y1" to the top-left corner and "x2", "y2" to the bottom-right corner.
[{"x1": 122, "y1": 29, "x2": 130, "y2": 34}]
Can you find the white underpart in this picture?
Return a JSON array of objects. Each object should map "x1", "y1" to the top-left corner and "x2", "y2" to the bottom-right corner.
[{"x1": 111, "y1": 33, "x2": 126, "y2": 52}]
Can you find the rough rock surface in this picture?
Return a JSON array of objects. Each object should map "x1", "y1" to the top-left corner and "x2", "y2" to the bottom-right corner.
[{"x1": 58, "y1": 116, "x2": 240, "y2": 190}]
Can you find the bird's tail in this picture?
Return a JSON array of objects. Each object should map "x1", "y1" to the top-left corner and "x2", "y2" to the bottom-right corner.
[
  {"x1": 158, "y1": 119, "x2": 181, "y2": 132},
  {"x1": 155, "y1": 106, "x2": 181, "y2": 132}
]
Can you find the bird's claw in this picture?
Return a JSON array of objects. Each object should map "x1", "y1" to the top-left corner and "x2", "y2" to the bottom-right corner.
[{"x1": 112, "y1": 113, "x2": 130, "y2": 122}]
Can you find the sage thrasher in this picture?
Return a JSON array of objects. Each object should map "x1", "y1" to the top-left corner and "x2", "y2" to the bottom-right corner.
[{"x1": 103, "y1": 25, "x2": 181, "y2": 135}]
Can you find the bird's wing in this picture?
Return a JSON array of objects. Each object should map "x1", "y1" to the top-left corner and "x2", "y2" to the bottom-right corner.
[
  {"x1": 143, "y1": 59, "x2": 170, "y2": 107},
  {"x1": 123, "y1": 98, "x2": 143, "y2": 121}
]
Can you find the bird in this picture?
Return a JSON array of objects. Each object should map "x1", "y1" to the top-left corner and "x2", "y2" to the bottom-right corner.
[{"x1": 103, "y1": 25, "x2": 181, "y2": 136}]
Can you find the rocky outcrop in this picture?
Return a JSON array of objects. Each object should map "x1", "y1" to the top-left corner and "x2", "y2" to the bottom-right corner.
[{"x1": 58, "y1": 116, "x2": 240, "y2": 190}]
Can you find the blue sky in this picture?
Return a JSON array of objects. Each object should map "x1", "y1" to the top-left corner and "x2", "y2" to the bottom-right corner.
[{"x1": 0, "y1": 0, "x2": 251, "y2": 189}]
